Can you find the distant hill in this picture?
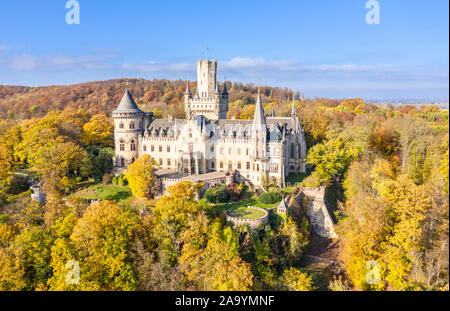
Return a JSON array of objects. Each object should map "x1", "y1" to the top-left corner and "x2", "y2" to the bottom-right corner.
[{"x1": 0, "y1": 79, "x2": 296, "y2": 120}]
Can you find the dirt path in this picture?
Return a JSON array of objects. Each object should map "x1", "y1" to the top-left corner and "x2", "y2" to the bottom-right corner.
[{"x1": 305, "y1": 231, "x2": 342, "y2": 262}]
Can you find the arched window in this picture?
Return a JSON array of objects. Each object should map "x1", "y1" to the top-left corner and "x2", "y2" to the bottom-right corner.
[
  {"x1": 290, "y1": 143, "x2": 295, "y2": 158},
  {"x1": 119, "y1": 140, "x2": 125, "y2": 151},
  {"x1": 298, "y1": 145, "x2": 302, "y2": 158},
  {"x1": 119, "y1": 123, "x2": 124, "y2": 129},
  {"x1": 132, "y1": 157, "x2": 136, "y2": 164},
  {"x1": 121, "y1": 158, "x2": 125, "y2": 167},
  {"x1": 130, "y1": 140, "x2": 136, "y2": 151},
  {"x1": 130, "y1": 122, "x2": 135, "y2": 129}
]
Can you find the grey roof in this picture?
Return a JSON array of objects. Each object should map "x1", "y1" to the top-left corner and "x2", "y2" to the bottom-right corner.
[
  {"x1": 278, "y1": 198, "x2": 288, "y2": 210},
  {"x1": 252, "y1": 89, "x2": 266, "y2": 127},
  {"x1": 215, "y1": 82, "x2": 220, "y2": 94},
  {"x1": 185, "y1": 81, "x2": 191, "y2": 95},
  {"x1": 222, "y1": 82, "x2": 228, "y2": 96},
  {"x1": 114, "y1": 88, "x2": 142, "y2": 113}
]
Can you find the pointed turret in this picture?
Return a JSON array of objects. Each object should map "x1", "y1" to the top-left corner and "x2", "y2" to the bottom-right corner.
[
  {"x1": 252, "y1": 89, "x2": 267, "y2": 133},
  {"x1": 113, "y1": 87, "x2": 142, "y2": 113},
  {"x1": 291, "y1": 97, "x2": 297, "y2": 117},
  {"x1": 185, "y1": 81, "x2": 191, "y2": 96},
  {"x1": 215, "y1": 82, "x2": 220, "y2": 95},
  {"x1": 222, "y1": 81, "x2": 228, "y2": 98}
]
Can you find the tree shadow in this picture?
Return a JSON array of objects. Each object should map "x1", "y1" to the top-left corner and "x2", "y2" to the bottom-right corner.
[{"x1": 105, "y1": 190, "x2": 131, "y2": 201}]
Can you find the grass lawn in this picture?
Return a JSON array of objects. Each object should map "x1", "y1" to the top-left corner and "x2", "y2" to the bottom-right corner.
[
  {"x1": 227, "y1": 206, "x2": 266, "y2": 220},
  {"x1": 70, "y1": 184, "x2": 132, "y2": 202}
]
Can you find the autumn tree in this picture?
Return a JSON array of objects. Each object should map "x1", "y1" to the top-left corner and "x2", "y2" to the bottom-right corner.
[
  {"x1": 279, "y1": 267, "x2": 315, "y2": 291},
  {"x1": 125, "y1": 154, "x2": 160, "y2": 199},
  {"x1": 81, "y1": 114, "x2": 113, "y2": 147}
]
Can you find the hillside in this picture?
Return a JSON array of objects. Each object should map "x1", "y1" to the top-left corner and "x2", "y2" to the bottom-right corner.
[{"x1": 0, "y1": 79, "x2": 297, "y2": 120}]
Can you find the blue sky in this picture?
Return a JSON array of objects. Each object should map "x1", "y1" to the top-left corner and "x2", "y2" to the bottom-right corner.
[{"x1": 0, "y1": 0, "x2": 448, "y2": 100}]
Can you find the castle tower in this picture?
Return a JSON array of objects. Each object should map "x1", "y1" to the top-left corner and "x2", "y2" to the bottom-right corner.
[
  {"x1": 197, "y1": 59, "x2": 217, "y2": 98},
  {"x1": 112, "y1": 87, "x2": 152, "y2": 170},
  {"x1": 185, "y1": 59, "x2": 228, "y2": 120}
]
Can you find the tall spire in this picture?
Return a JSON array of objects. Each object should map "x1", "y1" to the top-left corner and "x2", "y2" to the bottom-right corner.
[
  {"x1": 222, "y1": 81, "x2": 228, "y2": 97},
  {"x1": 215, "y1": 81, "x2": 220, "y2": 95},
  {"x1": 253, "y1": 89, "x2": 266, "y2": 127},
  {"x1": 185, "y1": 81, "x2": 191, "y2": 95},
  {"x1": 291, "y1": 96, "x2": 297, "y2": 117}
]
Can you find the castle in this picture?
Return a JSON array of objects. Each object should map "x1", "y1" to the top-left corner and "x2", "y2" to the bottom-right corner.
[{"x1": 112, "y1": 59, "x2": 307, "y2": 189}]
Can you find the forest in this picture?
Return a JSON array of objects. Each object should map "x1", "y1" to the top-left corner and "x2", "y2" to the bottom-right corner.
[{"x1": 0, "y1": 79, "x2": 448, "y2": 291}]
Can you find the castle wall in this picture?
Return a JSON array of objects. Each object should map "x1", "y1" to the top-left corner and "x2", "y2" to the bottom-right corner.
[{"x1": 300, "y1": 187, "x2": 338, "y2": 239}]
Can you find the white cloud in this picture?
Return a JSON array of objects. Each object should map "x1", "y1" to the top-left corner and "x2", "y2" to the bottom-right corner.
[
  {"x1": 4, "y1": 54, "x2": 115, "y2": 71},
  {"x1": 220, "y1": 57, "x2": 398, "y2": 73}
]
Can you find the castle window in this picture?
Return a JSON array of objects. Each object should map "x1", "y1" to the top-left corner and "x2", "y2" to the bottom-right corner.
[
  {"x1": 246, "y1": 149, "x2": 249, "y2": 156},
  {"x1": 120, "y1": 140, "x2": 125, "y2": 151},
  {"x1": 298, "y1": 145, "x2": 302, "y2": 158},
  {"x1": 121, "y1": 158, "x2": 125, "y2": 167},
  {"x1": 246, "y1": 162, "x2": 250, "y2": 170},
  {"x1": 228, "y1": 162, "x2": 233, "y2": 171},
  {"x1": 237, "y1": 162, "x2": 241, "y2": 169},
  {"x1": 167, "y1": 159, "x2": 171, "y2": 166},
  {"x1": 211, "y1": 161, "x2": 215, "y2": 168},
  {"x1": 167, "y1": 146, "x2": 170, "y2": 152},
  {"x1": 220, "y1": 161, "x2": 223, "y2": 169},
  {"x1": 210, "y1": 131, "x2": 214, "y2": 138},
  {"x1": 143, "y1": 145, "x2": 147, "y2": 152},
  {"x1": 130, "y1": 122, "x2": 135, "y2": 129},
  {"x1": 130, "y1": 140, "x2": 136, "y2": 151},
  {"x1": 257, "y1": 164, "x2": 260, "y2": 171},
  {"x1": 159, "y1": 158, "x2": 163, "y2": 166},
  {"x1": 270, "y1": 163, "x2": 278, "y2": 172},
  {"x1": 119, "y1": 123, "x2": 124, "y2": 129},
  {"x1": 159, "y1": 145, "x2": 162, "y2": 152},
  {"x1": 132, "y1": 157, "x2": 136, "y2": 164},
  {"x1": 290, "y1": 144, "x2": 295, "y2": 158}
]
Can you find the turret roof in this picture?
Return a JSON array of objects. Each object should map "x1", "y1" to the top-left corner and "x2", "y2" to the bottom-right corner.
[
  {"x1": 252, "y1": 89, "x2": 266, "y2": 126},
  {"x1": 113, "y1": 88, "x2": 142, "y2": 113}
]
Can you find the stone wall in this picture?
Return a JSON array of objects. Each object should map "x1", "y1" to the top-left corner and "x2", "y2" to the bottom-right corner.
[
  {"x1": 226, "y1": 206, "x2": 269, "y2": 229},
  {"x1": 299, "y1": 187, "x2": 338, "y2": 239}
]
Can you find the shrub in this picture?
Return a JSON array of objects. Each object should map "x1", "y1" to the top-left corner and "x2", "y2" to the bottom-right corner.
[
  {"x1": 112, "y1": 176, "x2": 118, "y2": 185},
  {"x1": 117, "y1": 173, "x2": 128, "y2": 186},
  {"x1": 302, "y1": 171, "x2": 323, "y2": 188},
  {"x1": 102, "y1": 174, "x2": 112, "y2": 185},
  {"x1": 204, "y1": 185, "x2": 229, "y2": 203},
  {"x1": 258, "y1": 191, "x2": 282, "y2": 204},
  {"x1": 227, "y1": 183, "x2": 243, "y2": 201}
]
